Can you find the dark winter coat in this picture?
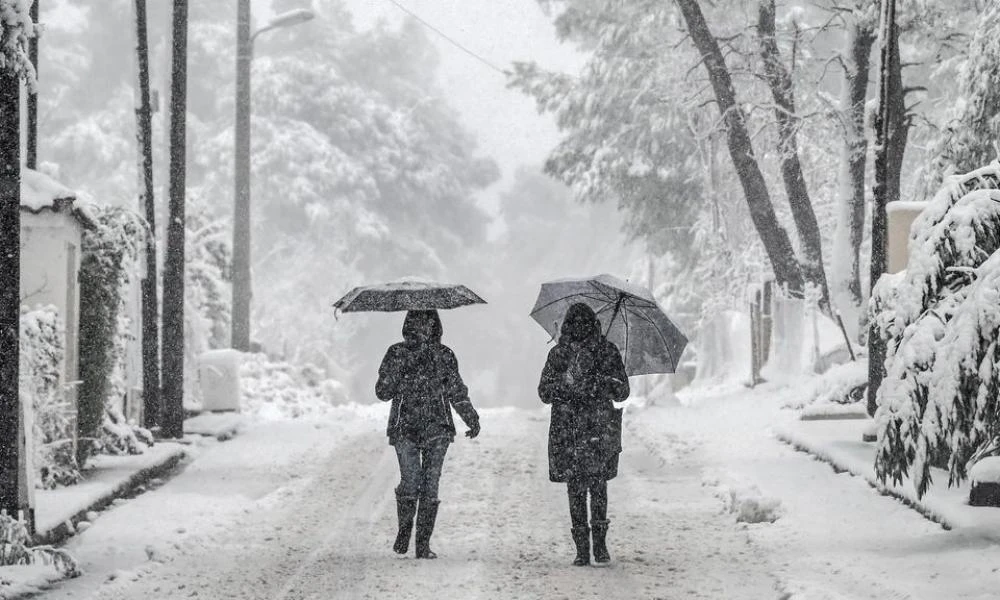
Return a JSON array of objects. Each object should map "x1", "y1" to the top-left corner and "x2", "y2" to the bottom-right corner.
[
  {"x1": 375, "y1": 310, "x2": 479, "y2": 447},
  {"x1": 538, "y1": 303, "x2": 630, "y2": 483}
]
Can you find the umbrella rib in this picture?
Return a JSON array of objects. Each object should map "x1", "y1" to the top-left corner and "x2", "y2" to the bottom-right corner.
[
  {"x1": 588, "y1": 280, "x2": 619, "y2": 303},
  {"x1": 529, "y1": 291, "x2": 612, "y2": 317},
  {"x1": 530, "y1": 291, "x2": 596, "y2": 316}
]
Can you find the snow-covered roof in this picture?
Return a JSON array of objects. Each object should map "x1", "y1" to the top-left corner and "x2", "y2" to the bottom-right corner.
[{"x1": 19, "y1": 168, "x2": 97, "y2": 228}]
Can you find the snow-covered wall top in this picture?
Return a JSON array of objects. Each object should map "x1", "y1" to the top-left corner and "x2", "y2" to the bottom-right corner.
[{"x1": 19, "y1": 168, "x2": 96, "y2": 228}]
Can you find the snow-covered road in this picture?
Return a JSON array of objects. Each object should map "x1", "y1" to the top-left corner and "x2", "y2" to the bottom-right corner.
[
  {"x1": 38, "y1": 389, "x2": 1000, "y2": 600},
  {"x1": 47, "y1": 407, "x2": 781, "y2": 600}
]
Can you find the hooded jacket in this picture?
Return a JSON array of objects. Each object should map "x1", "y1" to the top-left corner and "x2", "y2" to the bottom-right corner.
[
  {"x1": 538, "y1": 303, "x2": 630, "y2": 482},
  {"x1": 375, "y1": 310, "x2": 479, "y2": 446}
]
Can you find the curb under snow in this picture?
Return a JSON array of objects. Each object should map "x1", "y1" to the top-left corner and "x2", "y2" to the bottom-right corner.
[
  {"x1": 32, "y1": 444, "x2": 187, "y2": 547},
  {"x1": 775, "y1": 419, "x2": 1000, "y2": 543}
]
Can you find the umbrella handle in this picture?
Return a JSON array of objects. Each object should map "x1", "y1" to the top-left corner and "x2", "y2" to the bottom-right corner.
[{"x1": 605, "y1": 294, "x2": 625, "y2": 337}]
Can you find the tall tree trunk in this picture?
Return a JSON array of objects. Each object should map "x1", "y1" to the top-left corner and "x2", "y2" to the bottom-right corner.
[
  {"x1": 0, "y1": 68, "x2": 22, "y2": 516},
  {"x1": 885, "y1": 26, "x2": 908, "y2": 211},
  {"x1": 831, "y1": 14, "x2": 875, "y2": 310},
  {"x1": 134, "y1": 0, "x2": 161, "y2": 429},
  {"x1": 757, "y1": 0, "x2": 830, "y2": 310},
  {"x1": 675, "y1": 0, "x2": 804, "y2": 293},
  {"x1": 161, "y1": 0, "x2": 188, "y2": 439},
  {"x1": 867, "y1": 0, "x2": 899, "y2": 417},
  {"x1": 26, "y1": 0, "x2": 37, "y2": 170}
]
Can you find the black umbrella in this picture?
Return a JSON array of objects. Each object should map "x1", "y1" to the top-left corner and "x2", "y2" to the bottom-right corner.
[
  {"x1": 530, "y1": 274, "x2": 688, "y2": 376},
  {"x1": 333, "y1": 280, "x2": 486, "y2": 313}
]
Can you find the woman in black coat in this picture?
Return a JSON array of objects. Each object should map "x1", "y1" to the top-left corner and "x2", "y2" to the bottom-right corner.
[
  {"x1": 375, "y1": 310, "x2": 480, "y2": 559},
  {"x1": 538, "y1": 302, "x2": 630, "y2": 566}
]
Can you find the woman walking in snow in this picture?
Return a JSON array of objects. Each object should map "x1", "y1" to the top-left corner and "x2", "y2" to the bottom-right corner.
[
  {"x1": 538, "y1": 303, "x2": 630, "y2": 566},
  {"x1": 375, "y1": 309, "x2": 481, "y2": 559}
]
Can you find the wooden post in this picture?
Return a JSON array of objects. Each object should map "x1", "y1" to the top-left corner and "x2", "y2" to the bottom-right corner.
[
  {"x1": 761, "y1": 280, "x2": 773, "y2": 364},
  {"x1": 750, "y1": 289, "x2": 762, "y2": 387}
]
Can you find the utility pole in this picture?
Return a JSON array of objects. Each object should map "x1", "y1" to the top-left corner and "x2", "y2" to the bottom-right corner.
[
  {"x1": 231, "y1": 6, "x2": 312, "y2": 352},
  {"x1": 161, "y1": 0, "x2": 188, "y2": 439},
  {"x1": 231, "y1": 0, "x2": 252, "y2": 352},
  {"x1": 0, "y1": 42, "x2": 23, "y2": 518},
  {"x1": 134, "y1": 0, "x2": 161, "y2": 429},
  {"x1": 26, "y1": 0, "x2": 38, "y2": 170},
  {"x1": 867, "y1": 0, "x2": 897, "y2": 417}
]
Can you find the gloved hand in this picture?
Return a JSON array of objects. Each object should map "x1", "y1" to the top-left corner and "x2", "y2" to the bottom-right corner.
[{"x1": 465, "y1": 421, "x2": 480, "y2": 439}]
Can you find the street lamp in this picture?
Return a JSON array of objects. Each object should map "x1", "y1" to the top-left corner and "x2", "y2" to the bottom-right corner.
[{"x1": 232, "y1": 4, "x2": 315, "y2": 352}]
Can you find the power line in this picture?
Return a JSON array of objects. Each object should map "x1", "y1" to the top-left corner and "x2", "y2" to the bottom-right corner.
[{"x1": 381, "y1": 0, "x2": 508, "y2": 76}]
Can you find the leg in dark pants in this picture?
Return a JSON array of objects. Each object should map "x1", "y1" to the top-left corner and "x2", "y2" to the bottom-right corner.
[
  {"x1": 393, "y1": 441, "x2": 421, "y2": 554},
  {"x1": 589, "y1": 479, "x2": 610, "y2": 563},
  {"x1": 415, "y1": 440, "x2": 448, "y2": 559},
  {"x1": 567, "y1": 478, "x2": 590, "y2": 566}
]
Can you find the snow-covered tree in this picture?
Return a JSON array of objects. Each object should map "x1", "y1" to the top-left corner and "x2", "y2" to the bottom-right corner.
[
  {"x1": 873, "y1": 162, "x2": 1000, "y2": 497},
  {"x1": 914, "y1": 1, "x2": 1000, "y2": 201},
  {"x1": 513, "y1": 0, "x2": 836, "y2": 307}
]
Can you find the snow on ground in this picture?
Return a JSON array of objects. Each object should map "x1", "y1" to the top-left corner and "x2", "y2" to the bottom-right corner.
[
  {"x1": 650, "y1": 382, "x2": 1000, "y2": 600},
  {"x1": 0, "y1": 564, "x2": 64, "y2": 600},
  {"x1": 776, "y1": 418, "x2": 1000, "y2": 539},
  {"x1": 34, "y1": 443, "x2": 186, "y2": 537},
  {"x1": 28, "y1": 379, "x2": 1000, "y2": 600},
  {"x1": 39, "y1": 403, "x2": 780, "y2": 600}
]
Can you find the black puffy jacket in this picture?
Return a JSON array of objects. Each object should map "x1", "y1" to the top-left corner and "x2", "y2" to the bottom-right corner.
[
  {"x1": 375, "y1": 310, "x2": 479, "y2": 446},
  {"x1": 538, "y1": 303, "x2": 630, "y2": 482}
]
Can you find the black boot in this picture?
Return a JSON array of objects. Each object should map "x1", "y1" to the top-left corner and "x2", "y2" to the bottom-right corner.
[
  {"x1": 591, "y1": 519, "x2": 610, "y2": 563},
  {"x1": 415, "y1": 498, "x2": 440, "y2": 559},
  {"x1": 571, "y1": 526, "x2": 590, "y2": 566},
  {"x1": 393, "y1": 489, "x2": 418, "y2": 554}
]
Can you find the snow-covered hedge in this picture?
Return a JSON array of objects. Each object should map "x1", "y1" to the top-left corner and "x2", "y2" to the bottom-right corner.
[
  {"x1": 873, "y1": 162, "x2": 1000, "y2": 498},
  {"x1": 78, "y1": 205, "x2": 149, "y2": 462},
  {"x1": 20, "y1": 306, "x2": 80, "y2": 489}
]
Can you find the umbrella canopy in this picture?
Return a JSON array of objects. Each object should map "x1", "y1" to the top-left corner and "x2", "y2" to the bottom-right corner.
[
  {"x1": 529, "y1": 274, "x2": 688, "y2": 376},
  {"x1": 333, "y1": 280, "x2": 487, "y2": 313}
]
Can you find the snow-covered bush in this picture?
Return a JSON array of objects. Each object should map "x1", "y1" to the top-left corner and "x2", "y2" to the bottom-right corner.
[
  {"x1": 874, "y1": 163, "x2": 1000, "y2": 497},
  {"x1": 785, "y1": 359, "x2": 867, "y2": 409},
  {"x1": 240, "y1": 354, "x2": 347, "y2": 420},
  {"x1": 0, "y1": 513, "x2": 78, "y2": 577},
  {"x1": 20, "y1": 306, "x2": 80, "y2": 489},
  {"x1": 78, "y1": 205, "x2": 147, "y2": 462}
]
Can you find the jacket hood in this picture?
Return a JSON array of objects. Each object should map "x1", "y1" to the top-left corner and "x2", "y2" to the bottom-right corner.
[
  {"x1": 560, "y1": 303, "x2": 600, "y2": 343},
  {"x1": 402, "y1": 310, "x2": 443, "y2": 344}
]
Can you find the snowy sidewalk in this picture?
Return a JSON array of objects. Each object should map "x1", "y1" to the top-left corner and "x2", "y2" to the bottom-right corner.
[
  {"x1": 34, "y1": 443, "x2": 186, "y2": 544},
  {"x1": 776, "y1": 418, "x2": 1000, "y2": 541},
  {"x1": 649, "y1": 384, "x2": 1000, "y2": 600}
]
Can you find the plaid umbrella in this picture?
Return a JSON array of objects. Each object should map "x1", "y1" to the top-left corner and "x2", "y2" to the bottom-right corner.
[
  {"x1": 530, "y1": 274, "x2": 688, "y2": 376},
  {"x1": 333, "y1": 280, "x2": 486, "y2": 313}
]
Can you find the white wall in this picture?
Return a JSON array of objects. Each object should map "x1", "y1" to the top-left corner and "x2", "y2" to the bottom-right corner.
[{"x1": 20, "y1": 211, "x2": 83, "y2": 402}]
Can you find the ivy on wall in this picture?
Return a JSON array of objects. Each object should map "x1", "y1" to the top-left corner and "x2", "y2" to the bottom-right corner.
[{"x1": 77, "y1": 205, "x2": 145, "y2": 463}]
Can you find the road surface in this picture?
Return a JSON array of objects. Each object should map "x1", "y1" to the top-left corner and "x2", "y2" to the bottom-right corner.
[{"x1": 62, "y1": 408, "x2": 782, "y2": 600}]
